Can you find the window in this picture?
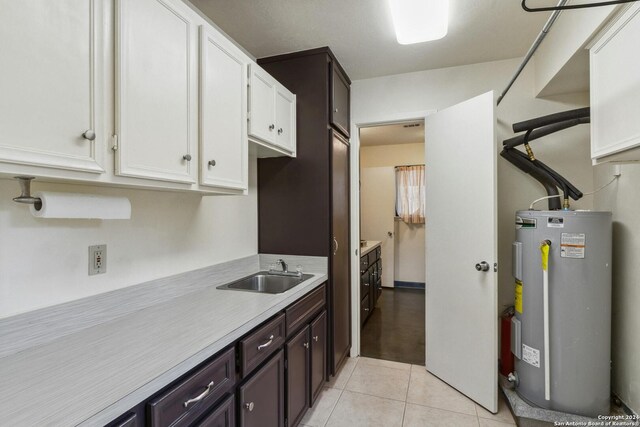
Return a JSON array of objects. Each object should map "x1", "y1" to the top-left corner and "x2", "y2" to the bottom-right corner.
[{"x1": 395, "y1": 165, "x2": 425, "y2": 224}]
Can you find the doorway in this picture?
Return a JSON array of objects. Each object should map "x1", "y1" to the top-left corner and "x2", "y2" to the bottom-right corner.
[{"x1": 357, "y1": 120, "x2": 426, "y2": 365}]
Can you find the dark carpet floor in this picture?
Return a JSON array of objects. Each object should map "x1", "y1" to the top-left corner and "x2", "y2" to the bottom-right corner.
[{"x1": 360, "y1": 287, "x2": 426, "y2": 366}]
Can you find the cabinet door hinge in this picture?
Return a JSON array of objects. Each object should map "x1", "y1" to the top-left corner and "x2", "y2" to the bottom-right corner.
[{"x1": 111, "y1": 134, "x2": 119, "y2": 151}]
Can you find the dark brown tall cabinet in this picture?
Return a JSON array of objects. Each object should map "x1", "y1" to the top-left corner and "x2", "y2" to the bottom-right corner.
[{"x1": 258, "y1": 47, "x2": 351, "y2": 376}]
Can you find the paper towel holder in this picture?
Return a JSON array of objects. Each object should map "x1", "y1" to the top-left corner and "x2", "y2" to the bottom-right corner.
[{"x1": 13, "y1": 176, "x2": 43, "y2": 210}]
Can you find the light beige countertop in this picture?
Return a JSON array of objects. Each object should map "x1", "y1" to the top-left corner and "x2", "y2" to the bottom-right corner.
[
  {"x1": 0, "y1": 254, "x2": 327, "y2": 426},
  {"x1": 360, "y1": 240, "x2": 382, "y2": 257}
]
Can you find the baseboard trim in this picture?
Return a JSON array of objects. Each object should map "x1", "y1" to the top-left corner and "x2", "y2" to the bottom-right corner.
[{"x1": 394, "y1": 281, "x2": 425, "y2": 290}]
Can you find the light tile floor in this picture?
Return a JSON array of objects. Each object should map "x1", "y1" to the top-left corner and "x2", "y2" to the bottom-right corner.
[{"x1": 301, "y1": 357, "x2": 516, "y2": 427}]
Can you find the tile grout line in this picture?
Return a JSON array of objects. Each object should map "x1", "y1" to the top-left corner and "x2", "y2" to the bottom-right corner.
[{"x1": 322, "y1": 357, "x2": 360, "y2": 427}]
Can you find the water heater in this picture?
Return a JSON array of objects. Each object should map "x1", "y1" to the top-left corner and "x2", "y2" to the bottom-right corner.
[{"x1": 511, "y1": 210, "x2": 612, "y2": 417}]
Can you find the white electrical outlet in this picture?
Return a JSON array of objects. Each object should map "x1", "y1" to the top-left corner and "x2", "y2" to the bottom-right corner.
[{"x1": 89, "y1": 245, "x2": 107, "y2": 276}]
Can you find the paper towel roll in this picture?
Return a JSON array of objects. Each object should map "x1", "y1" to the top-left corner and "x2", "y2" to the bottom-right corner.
[{"x1": 30, "y1": 192, "x2": 131, "y2": 219}]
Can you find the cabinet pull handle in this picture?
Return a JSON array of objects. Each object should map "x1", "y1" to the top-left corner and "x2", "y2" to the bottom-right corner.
[
  {"x1": 364, "y1": 283, "x2": 369, "y2": 287},
  {"x1": 208, "y1": 160, "x2": 216, "y2": 167},
  {"x1": 269, "y1": 124, "x2": 275, "y2": 131},
  {"x1": 313, "y1": 336, "x2": 319, "y2": 342},
  {"x1": 334, "y1": 108, "x2": 338, "y2": 113},
  {"x1": 183, "y1": 381, "x2": 214, "y2": 408},
  {"x1": 333, "y1": 237, "x2": 339, "y2": 255},
  {"x1": 244, "y1": 402, "x2": 255, "y2": 412},
  {"x1": 303, "y1": 342, "x2": 309, "y2": 349},
  {"x1": 364, "y1": 308, "x2": 369, "y2": 312},
  {"x1": 183, "y1": 154, "x2": 192, "y2": 161},
  {"x1": 257, "y1": 335, "x2": 274, "y2": 351},
  {"x1": 277, "y1": 128, "x2": 283, "y2": 135},
  {"x1": 82, "y1": 130, "x2": 96, "y2": 141}
]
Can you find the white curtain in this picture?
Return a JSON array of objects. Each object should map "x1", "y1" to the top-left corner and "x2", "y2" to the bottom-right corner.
[{"x1": 395, "y1": 165, "x2": 426, "y2": 224}]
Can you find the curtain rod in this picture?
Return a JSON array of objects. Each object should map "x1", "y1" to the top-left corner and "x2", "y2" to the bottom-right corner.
[{"x1": 394, "y1": 164, "x2": 425, "y2": 169}]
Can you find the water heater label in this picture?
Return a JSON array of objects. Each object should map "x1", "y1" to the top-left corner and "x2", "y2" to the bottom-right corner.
[
  {"x1": 515, "y1": 216, "x2": 536, "y2": 229},
  {"x1": 522, "y1": 344, "x2": 540, "y2": 368},
  {"x1": 547, "y1": 217, "x2": 564, "y2": 228},
  {"x1": 515, "y1": 280, "x2": 523, "y2": 314},
  {"x1": 561, "y1": 233, "x2": 586, "y2": 259}
]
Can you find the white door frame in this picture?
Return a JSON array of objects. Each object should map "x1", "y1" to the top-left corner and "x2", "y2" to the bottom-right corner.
[{"x1": 349, "y1": 110, "x2": 435, "y2": 358}]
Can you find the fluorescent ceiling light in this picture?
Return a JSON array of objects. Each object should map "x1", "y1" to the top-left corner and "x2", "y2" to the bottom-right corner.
[{"x1": 389, "y1": 0, "x2": 449, "y2": 44}]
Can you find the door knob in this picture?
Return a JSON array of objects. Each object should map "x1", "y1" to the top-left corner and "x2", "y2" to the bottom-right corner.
[
  {"x1": 208, "y1": 160, "x2": 216, "y2": 167},
  {"x1": 475, "y1": 261, "x2": 490, "y2": 272},
  {"x1": 82, "y1": 130, "x2": 96, "y2": 141}
]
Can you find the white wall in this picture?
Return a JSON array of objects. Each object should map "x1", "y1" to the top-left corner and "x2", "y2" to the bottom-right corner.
[
  {"x1": 0, "y1": 159, "x2": 258, "y2": 318},
  {"x1": 352, "y1": 57, "x2": 593, "y2": 313},
  {"x1": 594, "y1": 163, "x2": 640, "y2": 413},
  {"x1": 360, "y1": 143, "x2": 425, "y2": 284}
]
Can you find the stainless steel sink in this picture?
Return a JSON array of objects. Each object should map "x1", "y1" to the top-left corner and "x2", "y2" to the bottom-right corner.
[{"x1": 217, "y1": 271, "x2": 313, "y2": 294}]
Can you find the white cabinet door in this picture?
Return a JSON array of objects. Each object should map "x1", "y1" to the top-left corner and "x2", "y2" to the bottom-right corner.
[
  {"x1": 199, "y1": 26, "x2": 248, "y2": 191},
  {"x1": 590, "y1": 4, "x2": 640, "y2": 160},
  {"x1": 275, "y1": 87, "x2": 296, "y2": 155},
  {"x1": 115, "y1": 0, "x2": 197, "y2": 184},
  {"x1": 248, "y1": 65, "x2": 277, "y2": 145},
  {"x1": 0, "y1": 0, "x2": 105, "y2": 173}
]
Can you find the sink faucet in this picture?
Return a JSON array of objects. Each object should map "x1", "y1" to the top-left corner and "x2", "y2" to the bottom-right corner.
[{"x1": 277, "y1": 258, "x2": 288, "y2": 273}]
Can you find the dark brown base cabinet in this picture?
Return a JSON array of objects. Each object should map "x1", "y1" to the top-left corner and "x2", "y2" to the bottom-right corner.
[
  {"x1": 238, "y1": 350, "x2": 285, "y2": 427},
  {"x1": 258, "y1": 48, "x2": 352, "y2": 377},
  {"x1": 105, "y1": 284, "x2": 328, "y2": 427},
  {"x1": 360, "y1": 246, "x2": 382, "y2": 326}
]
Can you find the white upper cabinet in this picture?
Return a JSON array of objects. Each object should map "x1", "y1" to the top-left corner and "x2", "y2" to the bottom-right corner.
[
  {"x1": 275, "y1": 87, "x2": 296, "y2": 154},
  {"x1": 199, "y1": 26, "x2": 248, "y2": 191},
  {"x1": 0, "y1": 0, "x2": 105, "y2": 174},
  {"x1": 590, "y1": 3, "x2": 640, "y2": 162},
  {"x1": 115, "y1": 0, "x2": 198, "y2": 184},
  {"x1": 248, "y1": 64, "x2": 297, "y2": 156}
]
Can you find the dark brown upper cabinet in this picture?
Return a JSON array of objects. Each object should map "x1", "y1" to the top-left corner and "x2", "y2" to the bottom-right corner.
[{"x1": 330, "y1": 62, "x2": 351, "y2": 138}]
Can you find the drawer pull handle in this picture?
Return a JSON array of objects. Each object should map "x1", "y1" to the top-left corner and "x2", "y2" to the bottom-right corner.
[
  {"x1": 257, "y1": 335, "x2": 274, "y2": 351},
  {"x1": 183, "y1": 381, "x2": 214, "y2": 408},
  {"x1": 303, "y1": 342, "x2": 310, "y2": 349},
  {"x1": 364, "y1": 308, "x2": 370, "y2": 312},
  {"x1": 313, "y1": 336, "x2": 319, "y2": 342},
  {"x1": 244, "y1": 402, "x2": 255, "y2": 411}
]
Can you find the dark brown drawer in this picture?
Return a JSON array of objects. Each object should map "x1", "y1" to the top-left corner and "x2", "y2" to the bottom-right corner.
[
  {"x1": 240, "y1": 313, "x2": 286, "y2": 377},
  {"x1": 148, "y1": 347, "x2": 236, "y2": 427},
  {"x1": 360, "y1": 272, "x2": 370, "y2": 297},
  {"x1": 196, "y1": 394, "x2": 235, "y2": 427},
  {"x1": 285, "y1": 284, "x2": 326, "y2": 336},
  {"x1": 367, "y1": 250, "x2": 377, "y2": 267},
  {"x1": 359, "y1": 256, "x2": 368, "y2": 274},
  {"x1": 360, "y1": 295, "x2": 370, "y2": 327}
]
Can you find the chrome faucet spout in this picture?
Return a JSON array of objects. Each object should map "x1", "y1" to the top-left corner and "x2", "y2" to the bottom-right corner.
[{"x1": 277, "y1": 258, "x2": 288, "y2": 273}]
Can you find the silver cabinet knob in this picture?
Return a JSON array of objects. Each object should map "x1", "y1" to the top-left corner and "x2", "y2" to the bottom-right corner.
[
  {"x1": 303, "y1": 342, "x2": 309, "y2": 349},
  {"x1": 208, "y1": 160, "x2": 216, "y2": 167},
  {"x1": 183, "y1": 154, "x2": 192, "y2": 161},
  {"x1": 364, "y1": 307, "x2": 370, "y2": 312},
  {"x1": 269, "y1": 124, "x2": 275, "y2": 131},
  {"x1": 313, "y1": 336, "x2": 319, "y2": 342},
  {"x1": 277, "y1": 128, "x2": 283, "y2": 135},
  {"x1": 475, "y1": 261, "x2": 490, "y2": 272},
  {"x1": 334, "y1": 108, "x2": 338, "y2": 113},
  {"x1": 244, "y1": 402, "x2": 254, "y2": 412},
  {"x1": 82, "y1": 130, "x2": 96, "y2": 141}
]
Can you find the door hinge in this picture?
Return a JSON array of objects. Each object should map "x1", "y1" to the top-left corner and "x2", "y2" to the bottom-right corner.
[
  {"x1": 111, "y1": 134, "x2": 119, "y2": 151},
  {"x1": 494, "y1": 262, "x2": 498, "y2": 272}
]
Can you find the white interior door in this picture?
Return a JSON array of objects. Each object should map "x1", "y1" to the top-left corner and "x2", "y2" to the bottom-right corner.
[
  {"x1": 425, "y1": 91, "x2": 498, "y2": 412},
  {"x1": 360, "y1": 167, "x2": 395, "y2": 287}
]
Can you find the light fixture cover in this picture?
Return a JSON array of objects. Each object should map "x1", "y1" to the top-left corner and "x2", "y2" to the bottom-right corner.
[{"x1": 389, "y1": 0, "x2": 449, "y2": 44}]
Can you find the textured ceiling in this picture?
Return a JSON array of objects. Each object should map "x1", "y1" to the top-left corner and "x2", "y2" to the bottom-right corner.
[
  {"x1": 189, "y1": 0, "x2": 552, "y2": 79},
  {"x1": 360, "y1": 122, "x2": 424, "y2": 146}
]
